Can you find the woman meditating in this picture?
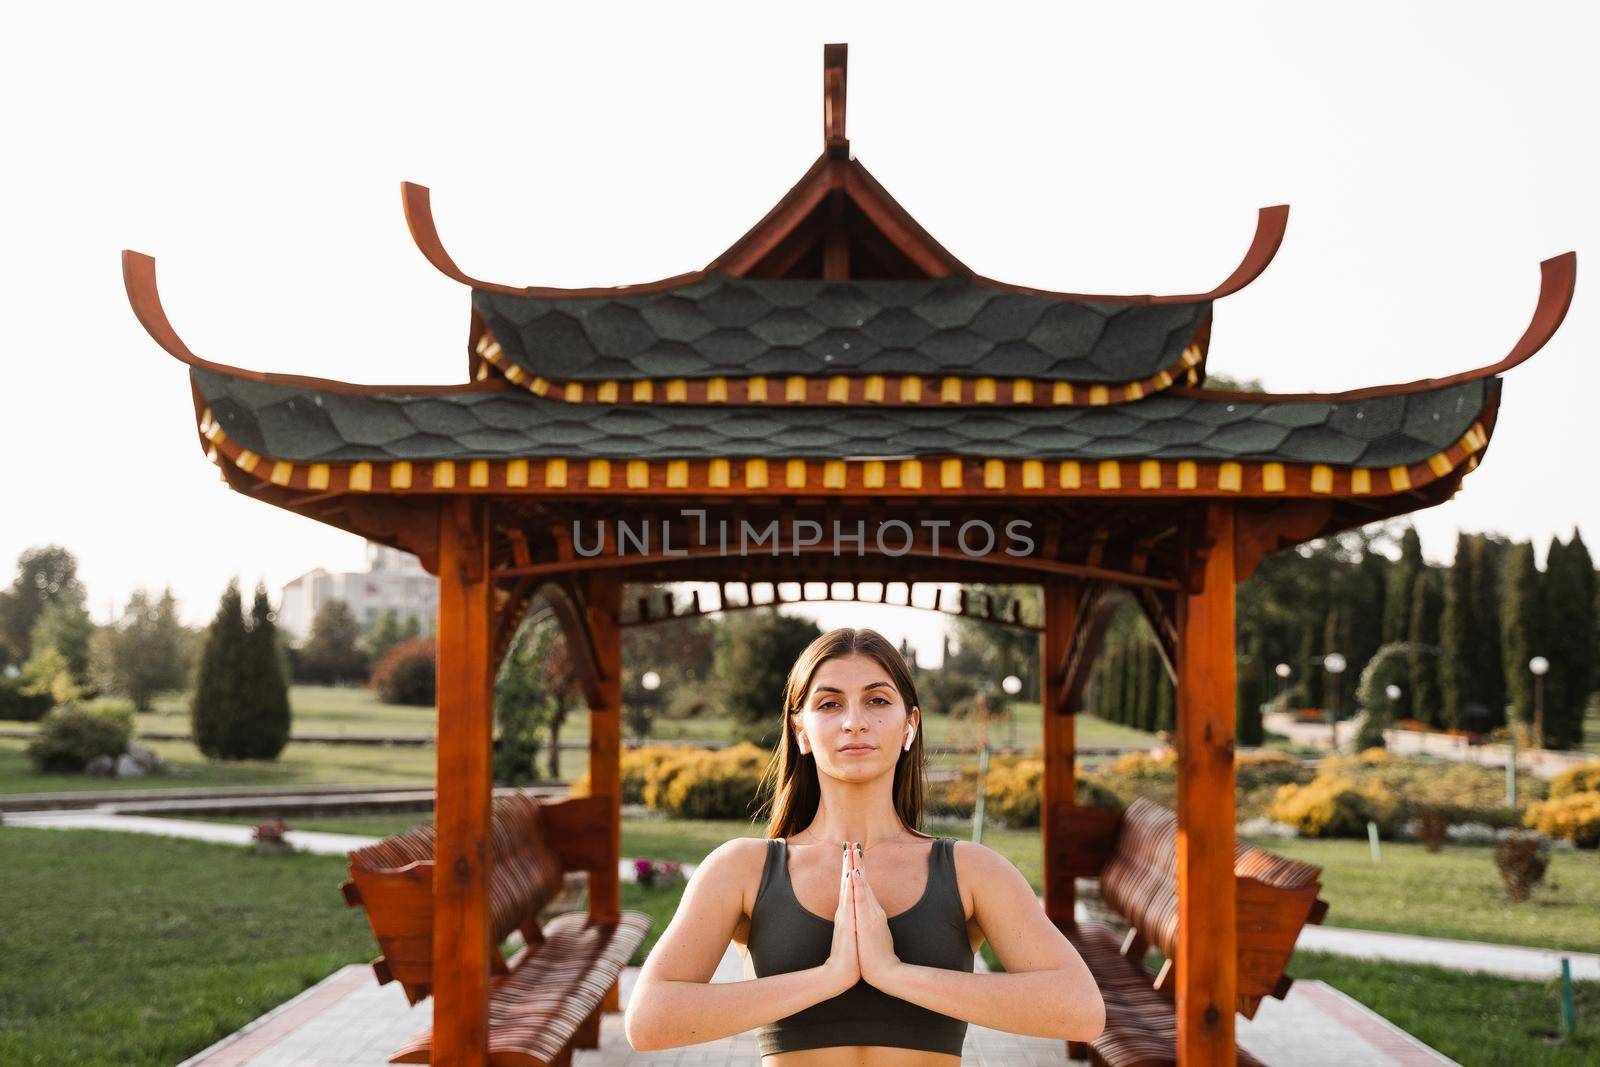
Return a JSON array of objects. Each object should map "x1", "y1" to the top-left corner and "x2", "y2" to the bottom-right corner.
[{"x1": 624, "y1": 626, "x2": 1105, "y2": 1062}]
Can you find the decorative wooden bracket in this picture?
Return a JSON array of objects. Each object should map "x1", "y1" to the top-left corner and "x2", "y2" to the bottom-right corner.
[
  {"x1": 446, "y1": 498, "x2": 487, "y2": 584},
  {"x1": 1234, "y1": 501, "x2": 1334, "y2": 581}
]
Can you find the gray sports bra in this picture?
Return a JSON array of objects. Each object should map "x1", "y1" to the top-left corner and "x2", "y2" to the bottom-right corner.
[{"x1": 746, "y1": 836, "x2": 973, "y2": 1057}]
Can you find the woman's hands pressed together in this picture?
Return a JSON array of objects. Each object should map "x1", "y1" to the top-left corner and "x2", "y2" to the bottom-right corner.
[
  {"x1": 821, "y1": 841, "x2": 862, "y2": 996},
  {"x1": 848, "y1": 842, "x2": 902, "y2": 985},
  {"x1": 819, "y1": 841, "x2": 902, "y2": 998}
]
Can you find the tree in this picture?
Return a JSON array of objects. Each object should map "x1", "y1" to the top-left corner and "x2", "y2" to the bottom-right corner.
[
  {"x1": 26, "y1": 583, "x2": 94, "y2": 690},
  {"x1": 191, "y1": 579, "x2": 291, "y2": 760},
  {"x1": 364, "y1": 609, "x2": 406, "y2": 670},
  {"x1": 1500, "y1": 541, "x2": 1542, "y2": 732},
  {"x1": 1383, "y1": 527, "x2": 1424, "y2": 645},
  {"x1": 1470, "y1": 534, "x2": 1509, "y2": 728},
  {"x1": 1439, "y1": 532, "x2": 1475, "y2": 729},
  {"x1": 713, "y1": 608, "x2": 824, "y2": 747},
  {"x1": 299, "y1": 599, "x2": 368, "y2": 685},
  {"x1": 191, "y1": 579, "x2": 249, "y2": 758},
  {"x1": 1407, "y1": 568, "x2": 1444, "y2": 726},
  {"x1": 493, "y1": 615, "x2": 560, "y2": 784},
  {"x1": 90, "y1": 588, "x2": 191, "y2": 710},
  {"x1": 1544, "y1": 530, "x2": 1597, "y2": 749},
  {"x1": 621, "y1": 584, "x2": 717, "y2": 733},
  {"x1": 0, "y1": 545, "x2": 83, "y2": 670},
  {"x1": 244, "y1": 583, "x2": 292, "y2": 759}
]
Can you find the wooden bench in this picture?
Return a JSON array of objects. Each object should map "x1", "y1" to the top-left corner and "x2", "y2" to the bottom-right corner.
[
  {"x1": 340, "y1": 792, "x2": 652, "y2": 1067},
  {"x1": 1054, "y1": 797, "x2": 1329, "y2": 1067}
]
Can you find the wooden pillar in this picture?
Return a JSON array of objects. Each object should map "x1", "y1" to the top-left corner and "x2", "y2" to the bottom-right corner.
[
  {"x1": 434, "y1": 497, "x2": 494, "y2": 1067},
  {"x1": 1175, "y1": 503, "x2": 1238, "y2": 1066},
  {"x1": 1041, "y1": 580, "x2": 1079, "y2": 925},
  {"x1": 585, "y1": 570, "x2": 624, "y2": 1012}
]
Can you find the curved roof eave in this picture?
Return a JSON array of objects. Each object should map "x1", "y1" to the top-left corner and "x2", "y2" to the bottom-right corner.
[
  {"x1": 1178, "y1": 251, "x2": 1576, "y2": 404},
  {"x1": 121, "y1": 250, "x2": 512, "y2": 398},
  {"x1": 402, "y1": 173, "x2": 1290, "y2": 307}
]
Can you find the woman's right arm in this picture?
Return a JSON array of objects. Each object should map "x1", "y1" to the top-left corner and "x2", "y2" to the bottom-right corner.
[{"x1": 624, "y1": 837, "x2": 857, "y2": 1052}]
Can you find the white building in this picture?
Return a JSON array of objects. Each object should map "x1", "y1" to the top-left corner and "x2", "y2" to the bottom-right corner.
[{"x1": 278, "y1": 542, "x2": 438, "y2": 641}]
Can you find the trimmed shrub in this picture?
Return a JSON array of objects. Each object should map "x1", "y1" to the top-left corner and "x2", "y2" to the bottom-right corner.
[
  {"x1": 25, "y1": 704, "x2": 133, "y2": 773},
  {"x1": 1524, "y1": 792, "x2": 1600, "y2": 848},
  {"x1": 1494, "y1": 830, "x2": 1551, "y2": 902},
  {"x1": 1268, "y1": 775, "x2": 1401, "y2": 838},
  {"x1": 371, "y1": 637, "x2": 435, "y2": 707},
  {"x1": 1549, "y1": 763, "x2": 1600, "y2": 799}
]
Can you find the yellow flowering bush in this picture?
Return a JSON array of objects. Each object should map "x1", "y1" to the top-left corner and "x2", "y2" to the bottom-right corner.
[
  {"x1": 1268, "y1": 775, "x2": 1402, "y2": 838},
  {"x1": 1523, "y1": 792, "x2": 1600, "y2": 848}
]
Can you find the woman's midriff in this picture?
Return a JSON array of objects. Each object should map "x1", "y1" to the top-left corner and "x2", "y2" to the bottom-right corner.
[{"x1": 762, "y1": 1048, "x2": 961, "y2": 1066}]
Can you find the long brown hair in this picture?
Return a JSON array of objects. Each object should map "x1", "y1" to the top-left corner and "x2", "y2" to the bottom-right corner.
[{"x1": 756, "y1": 627, "x2": 928, "y2": 840}]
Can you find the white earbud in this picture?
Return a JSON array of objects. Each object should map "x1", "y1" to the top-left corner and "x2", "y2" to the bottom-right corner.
[{"x1": 903, "y1": 727, "x2": 915, "y2": 751}]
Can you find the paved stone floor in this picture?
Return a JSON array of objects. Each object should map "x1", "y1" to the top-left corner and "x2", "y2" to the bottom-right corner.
[{"x1": 179, "y1": 945, "x2": 1458, "y2": 1066}]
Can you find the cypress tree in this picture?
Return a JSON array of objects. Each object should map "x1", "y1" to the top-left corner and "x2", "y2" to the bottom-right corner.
[
  {"x1": 1155, "y1": 659, "x2": 1176, "y2": 735},
  {"x1": 1470, "y1": 535, "x2": 1508, "y2": 728},
  {"x1": 243, "y1": 583, "x2": 292, "y2": 759},
  {"x1": 1439, "y1": 532, "x2": 1475, "y2": 729},
  {"x1": 1138, "y1": 638, "x2": 1160, "y2": 731},
  {"x1": 1408, "y1": 568, "x2": 1444, "y2": 726},
  {"x1": 1545, "y1": 532, "x2": 1598, "y2": 749},
  {"x1": 1567, "y1": 531, "x2": 1597, "y2": 744},
  {"x1": 191, "y1": 578, "x2": 249, "y2": 758},
  {"x1": 1102, "y1": 642, "x2": 1125, "y2": 724},
  {"x1": 1120, "y1": 632, "x2": 1140, "y2": 727},
  {"x1": 1383, "y1": 527, "x2": 1424, "y2": 645},
  {"x1": 1500, "y1": 541, "x2": 1541, "y2": 732}
]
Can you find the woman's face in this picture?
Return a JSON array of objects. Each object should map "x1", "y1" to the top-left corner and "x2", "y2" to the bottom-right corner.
[{"x1": 791, "y1": 653, "x2": 918, "y2": 780}]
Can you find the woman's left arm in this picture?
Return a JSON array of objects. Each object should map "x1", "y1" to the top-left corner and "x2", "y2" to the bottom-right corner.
[{"x1": 857, "y1": 842, "x2": 1105, "y2": 1042}]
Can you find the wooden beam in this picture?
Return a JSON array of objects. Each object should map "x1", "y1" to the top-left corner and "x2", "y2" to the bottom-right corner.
[
  {"x1": 491, "y1": 540, "x2": 1182, "y2": 591},
  {"x1": 1175, "y1": 502, "x2": 1238, "y2": 1065},
  {"x1": 584, "y1": 570, "x2": 624, "y2": 1014},
  {"x1": 1041, "y1": 580, "x2": 1080, "y2": 926},
  {"x1": 433, "y1": 497, "x2": 493, "y2": 1067}
]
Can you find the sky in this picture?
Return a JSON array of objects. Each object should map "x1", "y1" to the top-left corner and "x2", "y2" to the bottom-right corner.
[{"x1": 2, "y1": 2, "x2": 1595, "y2": 663}]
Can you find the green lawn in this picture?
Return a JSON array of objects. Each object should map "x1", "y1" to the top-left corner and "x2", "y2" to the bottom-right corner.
[
  {"x1": 114, "y1": 685, "x2": 436, "y2": 739},
  {"x1": 1288, "y1": 949, "x2": 1598, "y2": 1066},
  {"x1": 1242, "y1": 834, "x2": 1600, "y2": 955},
  {"x1": 0, "y1": 736, "x2": 436, "y2": 796},
  {"x1": 0, "y1": 826, "x2": 377, "y2": 1066}
]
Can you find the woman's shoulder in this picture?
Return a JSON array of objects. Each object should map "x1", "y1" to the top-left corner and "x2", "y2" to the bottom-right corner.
[
  {"x1": 692, "y1": 836, "x2": 772, "y2": 910},
  {"x1": 949, "y1": 838, "x2": 1018, "y2": 883}
]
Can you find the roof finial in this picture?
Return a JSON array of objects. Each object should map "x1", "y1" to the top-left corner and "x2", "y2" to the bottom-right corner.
[{"x1": 823, "y1": 43, "x2": 848, "y2": 157}]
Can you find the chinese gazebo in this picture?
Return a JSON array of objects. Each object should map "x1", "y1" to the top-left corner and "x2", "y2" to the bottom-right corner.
[{"x1": 125, "y1": 44, "x2": 1573, "y2": 1067}]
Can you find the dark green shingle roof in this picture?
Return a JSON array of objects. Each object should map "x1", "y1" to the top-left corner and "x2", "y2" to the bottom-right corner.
[
  {"x1": 472, "y1": 274, "x2": 1208, "y2": 384},
  {"x1": 192, "y1": 367, "x2": 1487, "y2": 468}
]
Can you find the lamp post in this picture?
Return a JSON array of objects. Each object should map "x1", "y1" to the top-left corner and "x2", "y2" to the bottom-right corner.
[
  {"x1": 1528, "y1": 656, "x2": 1549, "y2": 748},
  {"x1": 1515, "y1": 655, "x2": 1549, "y2": 804},
  {"x1": 1274, "y1": 662, "x2": 1292, "y2": 711},
  {"x1": 1001, "y1": 674, "x2": 1021, "y2": 747},
  {"x1": 1323, "y1": 653, "x2": 1347, "y2": 753}
]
